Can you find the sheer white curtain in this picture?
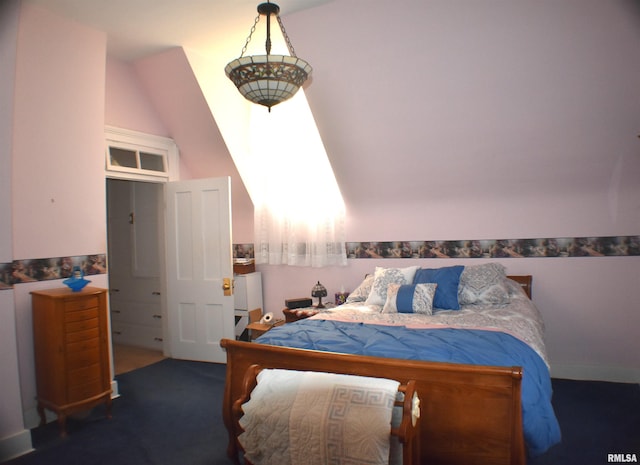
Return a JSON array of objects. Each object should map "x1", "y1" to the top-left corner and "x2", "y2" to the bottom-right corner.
[{"x1": 248, "y1": 91, "x2": 347, "y2": 267}]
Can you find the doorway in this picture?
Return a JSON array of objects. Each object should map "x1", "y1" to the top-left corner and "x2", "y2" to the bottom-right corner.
[{"x1": 106, "y1": 178, "x2": 165, "y2": 372}]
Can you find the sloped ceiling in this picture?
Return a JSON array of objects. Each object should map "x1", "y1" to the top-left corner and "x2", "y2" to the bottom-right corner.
[
  {"x1": 25, "y1": 0, "x2": 640, "y2": 228},
  {"x1": 286, "y1": 1, "x2": 640, "y2": 209}
]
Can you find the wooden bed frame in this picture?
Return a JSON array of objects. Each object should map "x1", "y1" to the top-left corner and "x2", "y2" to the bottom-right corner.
[{"x1": 221, "y1": 275, "x2": 533, "y2": 465}]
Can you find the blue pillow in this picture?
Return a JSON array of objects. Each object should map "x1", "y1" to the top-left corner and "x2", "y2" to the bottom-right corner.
[
  {"x1": 413, "y1": 265, "x2": 464, "y2": 310},
  {"x1": 382, "y1": 283, "x2": 437, "y2": 315}
]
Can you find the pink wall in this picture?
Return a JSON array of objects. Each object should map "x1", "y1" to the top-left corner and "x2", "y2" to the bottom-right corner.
[
  {"x1": 8, "y1": 2, "x2": 110, "y2": 439},
  {"x1": 105, "y1": 49, "x2": 255, "y2": 243},
  {"x1": 287, "y1": 0, "x2": 640, "y2": 231},
  {"x1": 12, "y1": 3, "x2": 108, "y2": 260},
  {"x1": 105, "y1": 56, "x2": 169, "y2": 137},
  {"x1": 0, "y1": 0, "x2": 29, "y2": 458}
]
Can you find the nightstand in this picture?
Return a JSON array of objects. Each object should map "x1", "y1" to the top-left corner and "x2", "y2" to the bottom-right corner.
[
  {"x1": 246, "y1": 320, "x2": 284, "y2": 340},
  {"x1": 283, "y1": 307, "x2": 319, "y2": 323}
]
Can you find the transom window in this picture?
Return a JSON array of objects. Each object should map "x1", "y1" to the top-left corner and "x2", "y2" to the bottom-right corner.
[{"x1": 105, "y1": 126, "x2": 178, "y2": 182}]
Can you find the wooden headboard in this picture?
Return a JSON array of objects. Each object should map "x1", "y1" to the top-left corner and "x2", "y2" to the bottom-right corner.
[{"x1": 507, "y1": 275, "x2": 532, "y2": 299}]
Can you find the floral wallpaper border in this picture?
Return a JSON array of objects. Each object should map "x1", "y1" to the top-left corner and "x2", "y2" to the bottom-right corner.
[
  {"x1": 346, "y1": 236, "x2": 639, "y2": 259},
  {"x1": 1, "y1": 236, "x2": 637, "y2": 289},
  {"x1": 0, "y1": 254, "x2": 107, "y2": 290}
]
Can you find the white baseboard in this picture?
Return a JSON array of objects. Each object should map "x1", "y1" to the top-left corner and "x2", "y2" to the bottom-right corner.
[
  {"x1": 551, "y1": 364, "x2": 640, "y2": 384},
  {"x1": 111, "y1": 379, "x2": 120, "y2": 398},
  {"x1": 23, "y1": 407, "x2": 50, "y2": 430},
  {"x1": 0, "y1": 429, "x2": 33, "y2": 462}
]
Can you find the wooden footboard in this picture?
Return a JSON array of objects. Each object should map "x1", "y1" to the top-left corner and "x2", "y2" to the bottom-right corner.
[{"x1": 221, "y1": 339, "x2": 525, "y2": 465}]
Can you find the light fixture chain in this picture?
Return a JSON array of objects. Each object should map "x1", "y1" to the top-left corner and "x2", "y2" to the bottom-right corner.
[
  {"x1": 240, "y1": 13, "x2": 261, "y2": 58},
  {"x1": 276, "y1": 14, "x2": 297, "y2": 57},
  {"x1": 225, "y1": 2, "x2": 311, "y2": 110}
]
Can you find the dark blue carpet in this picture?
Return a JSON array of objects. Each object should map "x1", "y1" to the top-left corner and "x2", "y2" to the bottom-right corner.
[
  {"x1": 6, "y1": 359, "x2": 234, "y2": 465},
  {"x1": 5, "y1": 359, "x2": 639, "y2": 465},
  {"x1": 530, "y1": 378, "x2": 639, "y2": 465}
]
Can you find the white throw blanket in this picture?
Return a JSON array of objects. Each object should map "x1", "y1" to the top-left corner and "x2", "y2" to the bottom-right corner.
[{"x1": 239, "y1": 369, "x2": 400, "y2": 465}]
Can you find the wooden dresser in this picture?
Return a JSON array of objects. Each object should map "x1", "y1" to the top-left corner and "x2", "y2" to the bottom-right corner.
[{"x1": 31, "y1": 287, "x2": 112, "y2": 436}]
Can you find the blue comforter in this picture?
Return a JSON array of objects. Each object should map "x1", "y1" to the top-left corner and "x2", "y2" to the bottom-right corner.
[{"x1": 256, "y1": 319, "x2": 561, "y2": 456}]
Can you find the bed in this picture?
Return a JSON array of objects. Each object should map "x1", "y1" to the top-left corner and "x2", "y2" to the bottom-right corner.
[{"x1": 221, "y1": 264, "x2": 561, "y2": 465}]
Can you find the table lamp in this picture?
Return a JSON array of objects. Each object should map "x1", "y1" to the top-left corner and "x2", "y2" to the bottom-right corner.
[{"x1": 311, "y1": 281, "x2": 328, "y2": 308}]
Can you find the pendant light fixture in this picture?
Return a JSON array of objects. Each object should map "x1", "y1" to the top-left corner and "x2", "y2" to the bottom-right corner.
[{"x1": 225, "y1": 2, "x2": 312, "y2": 111}]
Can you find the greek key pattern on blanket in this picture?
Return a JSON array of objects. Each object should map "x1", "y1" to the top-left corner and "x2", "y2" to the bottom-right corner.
[{"x1": 325, "y1": 385, "x2": 397, "y2": 465}]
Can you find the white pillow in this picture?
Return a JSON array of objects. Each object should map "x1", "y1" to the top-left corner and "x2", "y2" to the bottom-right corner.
[
  {"x1": 365, "y1": 266, "x2": 419, "y2": 306},
  {"x1": 382, "y1": 283, "x2": 438, "y2": 315},
  {"x1": 458, "y1": 263, "x2": 510, "y2": 306}
]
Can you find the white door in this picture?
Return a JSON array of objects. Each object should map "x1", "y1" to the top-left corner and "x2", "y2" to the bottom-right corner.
[{"x1": 164, "y1": 177, "x2": 234, "y2": 363}]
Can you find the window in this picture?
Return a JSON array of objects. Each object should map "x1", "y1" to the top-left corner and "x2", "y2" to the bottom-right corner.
[
  {"x1": 105, "y1": 127, "x2": 178, "y2": 182},
  {"x1": 247, "y1": 91, "x2": 347, "y2": 268}
]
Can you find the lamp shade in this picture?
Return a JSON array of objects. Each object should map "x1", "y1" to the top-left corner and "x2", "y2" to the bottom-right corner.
[
  {"x1": 225, "y1": 55, "x2": 312, "y2": 110},
  {"x1": 311, "y1": 281, "x2": 327, "y2": 298},
  {"x1": 311, "y1": 281, "x2": 327, "y2": 308}
]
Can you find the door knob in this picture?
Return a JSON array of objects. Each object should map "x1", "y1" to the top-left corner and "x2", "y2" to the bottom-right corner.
[{"x1": 222, "y1": 277, "x2": 233, "y2": 296}]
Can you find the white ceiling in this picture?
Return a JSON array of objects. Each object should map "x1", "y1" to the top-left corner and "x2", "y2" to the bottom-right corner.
[{"x1": 23, "y1": 0, "x2": 333, "y2": 61}]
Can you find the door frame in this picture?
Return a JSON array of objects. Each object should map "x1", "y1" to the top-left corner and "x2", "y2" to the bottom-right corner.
[
  {"x1": 106, "y1": 178, "x2": 167, "y2": 353},
  {"x1": 105, "y1": 127, "x2": 179, "y2": 358},
  {"x1": 106, "y1": 177, "x2": 170, "y2": 356}
]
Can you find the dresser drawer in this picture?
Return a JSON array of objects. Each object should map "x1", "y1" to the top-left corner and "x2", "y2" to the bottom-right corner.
[
  {"x1": 66, "y1": 316, "x2": 99, "y2": 333},
  {"x1": 67, "y1": 337, "x2": 99, "y2": 354},
  {"x1": 67, "y1": 379, "x2": 105, "y2": 403},
  {"x1": 66, "y1": 346, "x2": 100, "y2": 368},
  {"x1": 66, "y1": 327, "x2": 99, "y2": 343},
  {"x1": 67, "y1": 332, "x2": 100, "y2": 353},
  {"x1": 65, "y1": 307, "x2": 98, "y2": 323},
  {"x1": 64, "y1": 295, "x2": 99, "y2": 312},
  {"x1": 67, "y1": 363, "x2": 102, "y2": 388}
]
